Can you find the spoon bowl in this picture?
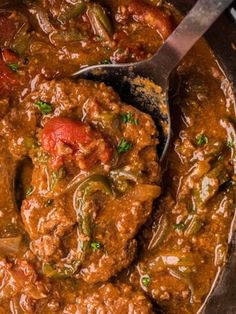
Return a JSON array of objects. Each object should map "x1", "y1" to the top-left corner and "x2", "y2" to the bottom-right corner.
[{"x1": 73, "y1": 61, "x2": 170, "y2": 159}]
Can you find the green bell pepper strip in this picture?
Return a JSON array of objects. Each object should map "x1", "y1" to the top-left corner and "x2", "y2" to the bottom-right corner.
[
  {"x1": 75, "y1": 174, "x2": 114, "y2": 261},
  {"x1": 58, "y1": 1, "x2": 86, "y2": 23},
  {"x1": 194, "y1": 163, "x2": 230, "y2": 207},
  {"x1": 148, "y1": 213, "x2": 169, "y2": 250},
  {"x1": 42, "y1": 175, "x2": 113, "y2": 278},
  {"x1": 109, "y1": 168, "x2": 140, "y2": 194},
  {"x1": 184, "y1": 214, "x2": 203, "y2": 236},
  {"x1": 11, "y1": 22, "x2": 30, "y2": 55},
  {"x1": 87, "y1": 3, "x2": 113, "y2": 41}
]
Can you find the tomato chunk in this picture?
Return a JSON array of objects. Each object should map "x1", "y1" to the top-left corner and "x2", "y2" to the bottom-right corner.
[
  {"x1": 41, "y1": 117, "x2": 112, "y2": 169},
  {"x1": 2, "y1": 48, "x2": 19, "y2": 63}
]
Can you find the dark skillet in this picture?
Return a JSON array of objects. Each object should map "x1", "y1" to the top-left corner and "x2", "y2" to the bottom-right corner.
[
  {"x1": 170, "y1": 1, "x2": 236, "y2": 313},
  {"x1": 1, "y1": 0, "x2": 235, "y2": 312}
]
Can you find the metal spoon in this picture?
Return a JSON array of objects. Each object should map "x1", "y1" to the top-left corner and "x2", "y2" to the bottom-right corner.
[{"x1": 73, "y1": 0, "x2": 233, "y2": 160}]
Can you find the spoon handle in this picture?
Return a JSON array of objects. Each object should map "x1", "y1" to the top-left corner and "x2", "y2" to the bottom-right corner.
[{"x1": 151, "y1": 0, "x2": 234, "y2": 80}]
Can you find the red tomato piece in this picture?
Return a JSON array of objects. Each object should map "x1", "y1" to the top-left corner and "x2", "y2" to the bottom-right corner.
[
  {"x1": 41, "y1": 117, "x2": 112, "y2": 169},
  {"x1": 2, "y1": 48, "x2": 19, "y2": 63}
]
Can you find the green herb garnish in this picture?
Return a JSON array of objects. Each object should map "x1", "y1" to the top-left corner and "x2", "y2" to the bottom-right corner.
[
  {"x1": 9, "y1": 63, "x2": 19, "y2": 72},
  {"x1": 196, "y1": 134, "x2": 208, "y2": 146},
  {"x1": 101, "y1": 59, "x2": 111, "y2": 64},
  {"x1": 227, "y1": 140, "x2": 234, "y2": 148},
  {"x1": 26, "y1": 186, "x2": 33, "y2": 196},
  {"x1": 141, "y1": 275, "x2": 151, "y2": 287},
  {"x1": 45, "y1": 199, "x2": 54, "y2": 207},
  {"x1": 173, "y1": 222, "x2": 185, "y2": 230},
  {"x1": 120, "y1": 112, "x2": 139, "y2": 125},
  {"x1": 117, "y1": 139, "x2": 132, "y2": 154},
  {"x1": 90, "y1": 241, "x2": 102, "y2": 250},
  {"x1": 35, "y1": 100, "x2": 53, "y2": 115}
]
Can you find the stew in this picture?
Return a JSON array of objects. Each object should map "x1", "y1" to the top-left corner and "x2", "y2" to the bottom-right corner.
[{"x1": 0, "y1": 0, "x2": 235, "y2": 313}]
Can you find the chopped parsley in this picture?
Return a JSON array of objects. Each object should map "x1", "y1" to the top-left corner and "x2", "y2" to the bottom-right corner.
[
  {"x1": 141, "y1": 275, "x2": 151, "y2": 287},
  {"x1": 9, "y1": 63, "x2": 19, "y2": 72},
  {"x1": 35, "y1": 100, "x2": 53, "y2": 115},
  {"x1": 117, "y1": 138, "x2": 132, "y2": 154},
  {"x1": 173, "y1": 222, "x2": 185, "y2": 230},
  {"x1": 90, "y1": 241, "x2": 102, "y2": 251},
  {"x1": 120, "y1": 112, "x2": 139, "y2": 125},
  {"x1": 101, "y1": 59, "x2": 112, "y2": 64},
  {"x1": 196, "y1": 134, "x2": 208, "y2": 146},
  {"x1": 45, "y1": 199, "x2": 54, "y2": 207},
  {"x1": 227, "y1": 140, "x2": 234, "y2": 148},
  {"x1": 26, "y1": 186, "x2": 33, "y2": 196}
]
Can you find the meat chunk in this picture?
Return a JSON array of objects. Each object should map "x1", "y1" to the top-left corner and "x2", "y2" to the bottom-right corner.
[
  {"x1": 21, "y1": 195, "x2": 75, "y2": 262},
  {"x1": 20, "y1": 79, "x2": 161, "y2": 283},
  {"x1": 116, "y1": 0, "x2": 174, "y2": 40},
  {"x1": 0, "y1": 107, "x2": 37, "y2": 159},
  {"x1": 41, "y1": 116, "x2": 112, "y2": 170},
  {"x1": 63, "y1": 283, "x2": 154, "y2": 314},
  {"x1": 0, "y1": 259, "x2": 47, "y2": 312}
]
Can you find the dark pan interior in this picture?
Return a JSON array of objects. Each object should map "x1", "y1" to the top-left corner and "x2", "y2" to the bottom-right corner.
[{"x1": 170, "y1": 1, "x2": 236, "y2": 313}]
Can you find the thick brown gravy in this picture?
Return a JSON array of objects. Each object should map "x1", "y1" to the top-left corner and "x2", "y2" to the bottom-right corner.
[{"x1": 0, "y1": 1, "x2": 235, "y2": 313}]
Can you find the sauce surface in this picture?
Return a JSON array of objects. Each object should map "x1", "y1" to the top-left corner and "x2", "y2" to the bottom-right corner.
[{"x1": 0, "y1": 1, "x2": 235, "y2": 313}]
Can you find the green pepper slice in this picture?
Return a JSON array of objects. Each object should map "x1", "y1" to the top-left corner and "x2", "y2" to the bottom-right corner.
[
  {"x1": 11, "y1": 22, "x2": 30, "y2": 55},
  {"x1": 58, "y1": 1, "x2": 86, "y2": 23},
  {"x1": 110, "y1": 168, "x2": 139, "y2": 194},
  {"x1": 75, "y1": 174, "x2": 113, "y2": 257},
  {"x1": 194, "y1": 163, "x2": 230, "y2": 207},
  {"x1": 87, "y1": 3, "x2": 113, "y2": 41},
  {"x1": 148, "y1": 213, "x2": 169, "y2": 250}
]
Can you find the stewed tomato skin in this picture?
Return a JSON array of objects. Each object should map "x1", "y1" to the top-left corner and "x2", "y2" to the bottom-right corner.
[{"x1": 41, "y1": 117, "x2": 112, "y2": 169}]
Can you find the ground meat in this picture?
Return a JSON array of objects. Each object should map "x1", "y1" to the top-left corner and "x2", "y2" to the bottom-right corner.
[
  {"x1": 0, "y1": 107, "x2": 37, "y2": 159},
  {"x1": 21, "y1": 194, "x2": 75, "y2": 262},
  {"x1": 63, "y1": 283, "x2": 154, "y2": 314}
]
